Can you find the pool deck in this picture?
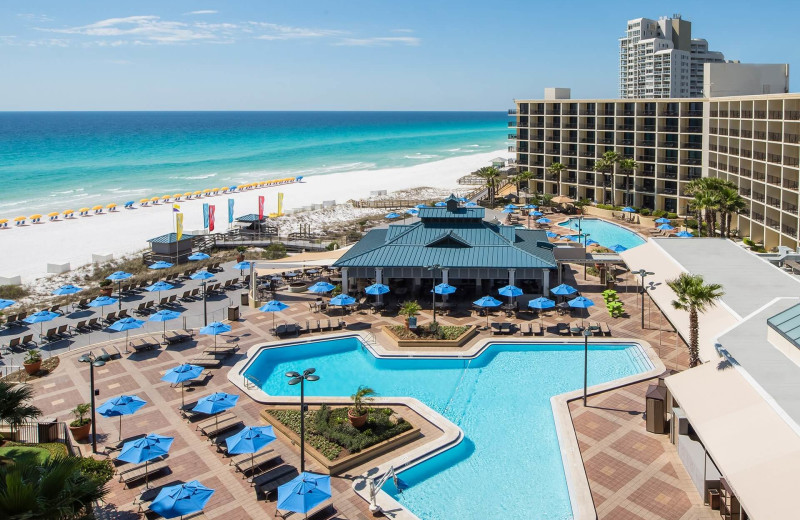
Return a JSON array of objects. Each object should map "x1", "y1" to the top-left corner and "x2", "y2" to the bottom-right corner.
[{"x1": 20, "y1": 260, "x2": 713, "y2": 520}]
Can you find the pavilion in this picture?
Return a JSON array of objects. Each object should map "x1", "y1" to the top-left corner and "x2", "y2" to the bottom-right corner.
[{"x1": 333, "y1": 195, "x2": 557, "y2": 297}]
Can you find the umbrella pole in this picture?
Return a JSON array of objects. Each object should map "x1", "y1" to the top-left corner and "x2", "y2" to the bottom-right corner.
[
  {"x1": 181, "y1": 383, "x2": 185, "y2": 408},
  {"x1": 119, "y1": 415, "x2": 122, "y2": 441},
  {"x1": 145, "y1": 459, "x2": 149, "y2": 489}
]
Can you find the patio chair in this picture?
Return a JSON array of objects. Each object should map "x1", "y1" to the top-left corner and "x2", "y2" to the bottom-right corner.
[
  {"x1": 531, "y1": 322, "x2": 543, "y2": 335},
  {"x1": 20, "y1": 335, "x2": 36, "y2": 347},
  {"x1": 557, "y1": 323, "x2": 570, "y2": 336},
  {"x1": 188, "y1": 355, "x2": 222, "y2": 369},
  {"x1": 40, "y1": 327, "x2": 59, "y2": 343},
  {"x1": 56, "y1": 324, "x2": 70, "y2": 338},
  {"x1": 253, "y1": 465, "x2": 299, "y2": 499},
  {"x1": 103, "y1": 311, "x2": 117, "y2": 324},
  {"x1": 87, "y1": 317, "x2": 100, "y2": 329},
  {"x1": 232, "y1": 450, "x2": 281, "y2": 478},
  {"x1": 600, "y1": 322, "x2": 612, "y2": 335},
  {"x1": 490, "y1": 323, "x2": 502, "y2": 335},
  {"x1": 6, "y1": 337, "x2": 21, "y2": 351},
  {"x1": 118, "y1": 460, "x2": 168, "y2": 488},
  {"x1": 130, "y1": 337, "x2": 159, "y2": 352}
]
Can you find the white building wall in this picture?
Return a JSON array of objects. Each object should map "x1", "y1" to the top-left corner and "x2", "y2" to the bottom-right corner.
[{"x1": 704, "y1": 63, "x2": 790, "y2": 98}]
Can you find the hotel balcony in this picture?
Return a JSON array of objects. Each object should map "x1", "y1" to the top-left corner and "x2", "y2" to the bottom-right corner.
[
  {"x1": 508, "y1": 109, "x2": 518, "y2": 115},
  {"x1": 508, "y1": 134, "x2": 518, "y2": 140},
  {"x1": 766, "y1": 196, "x2": 781, "y2": 209}
]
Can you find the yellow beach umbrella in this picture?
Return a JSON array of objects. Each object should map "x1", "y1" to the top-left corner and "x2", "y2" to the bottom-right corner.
[
  {"x1": 173, "y1": 193, "x2": 182, "y2": 198},
  {"x1": 47, "y1": 212, "x2": 59, "y2": 217},
  {"x1": 92, "y1": 205, "x2": 103, "y2": 210},
  {"x1": 161, "y1": 195, "x2": 170, "y2": 200},
  {"x1": 0, "y1": 219, "x2": 8, "y2": 224},
  {"x1": 184, "y1": 192, "x2": 192, "y2": 197},
  {"x1": 78, "y1": 207, "x2": 90, "y2": 212},
  {"x1": 150, "y1": 196, "x2": 160, "y2": 202},
  {"x1": 202, "y1": 189, "x2": 211, "y2": 193},
  {"x1": 106, "y1": 203, "x2": 117, "y2": 209},
  {"x1": 29, "y1": 214, "x2": 42, "y2": 219},
  {"x1": 193, "y1": 191, "x2": 202, "y2": 195},
  {"x1": 63, "y1": 209, "x2": 74, "y2": 215},
  {"x1": 14, "y1": 216, "x2": 26, "y2": 221},
  {"x1": 140, "y1": 198, "x2": 149, "y2": 203}
]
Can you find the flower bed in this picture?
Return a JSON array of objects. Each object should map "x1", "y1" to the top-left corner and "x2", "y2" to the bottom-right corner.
[{"x1": 386, "y1": 325, "x2": 470, "y2": 341}]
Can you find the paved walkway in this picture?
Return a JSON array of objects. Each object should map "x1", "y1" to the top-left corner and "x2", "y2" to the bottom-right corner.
[{"x1": 16, "y1": 259, "x2": 715, "y2": 520}]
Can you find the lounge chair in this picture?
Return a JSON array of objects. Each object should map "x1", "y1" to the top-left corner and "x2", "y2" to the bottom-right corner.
[
  {"x1": 163, "y1": 330, "x2": 193, "y2": 345},
  {"x1": 175, "y1": 371, "x2": 212, "y2": 388},
  {"x1": 20, "y1": 334, "x2": 36, "y2": 347},
  {"x1": 254, "y1": 465, "x2": 299, "y2": 498},
  {"x1": 103, "y1": 311, "x2": 117, "y2": 324},
  {"x1": 600, "y1": 322, "x2": 611, "y2": 335},
  {"x1": 129, "y1": 337, "x2": 159, "y2": 352},
  {"x1": 194, "y1": 410, "x2": 235, "y2": 429},
  {"x1": 87, "y1": 317, "x2": 100, "y2": 329},
  {"x1": 133, "y1": 303, "x2": 148, "y2": 316},
  {"x1": 75, "y1": 298, "x2": 90, "y2": 310},
  {"x1": 118, "y1": 460, "x2": 168, "y2": 488},
  {"x1": 500, "y1": 323, "x2": 513, "y2": 335},
  {"x1": 40, "y1": 327, "x2": 59, "y2": 343},
  {"x1": 56, "y1": 324, "x2": 70, "y2": 338},
  {"x1": 277, "y1": 504, "x2": 338, "y2": 520},
  {"x1": 6, "y1": 337, "x2": 21, "y2": 352},
  {"x1": 490, "y1": 323, "x2": 502, "y2": 335},
  {"x1": 199, "y1": 415, "x2": 242, "y2": 438},
  {"x1": 557, "y1": 323, "x2": 570, "y2": 336},
  {"x1": 188, "y1": 355, "x2": 222, "y2": 369},
  {"x1": 3, "y1": 313, "x2": 18, "y2": 327},
  {"x1": 202, "y1": 344, "x2": 238, "y2": 356},
  {"x1": 531, "y1": 322, "x2": 543, "y2": 335},
  {"x1": 105, "y1": 433, "x2": 145, "y2": 454},
  {"x1": 179, "y1": 290, "x2": 192, "y2": 302},
  {"x1": 232, "y1": 451, "x2": 281, "y2": 477}
]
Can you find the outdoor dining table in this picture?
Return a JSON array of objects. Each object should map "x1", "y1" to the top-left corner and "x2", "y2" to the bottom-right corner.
[
  {"x1": 369, "y1": 302, "x2": 385, "y2": 313},
  {"x1": 306, "y1": 269, "x2": 320, "y2": 275},
  {"x1": 284, "y1": 272, "x2": 300, "y2": 278}
]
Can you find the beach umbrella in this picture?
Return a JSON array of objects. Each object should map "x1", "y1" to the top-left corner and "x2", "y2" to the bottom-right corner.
[
  {"x1": 657, "y1": 223, "x2": 675, "y2": 231},
  {"x1": 531, "y1": 210, "x2": 544, "y2": 217},
  {"x1": 473, "y1": 295, "x2": 502, "y2": 328},
  {"x1": 308, "y1": 282, "x2": 335, "y2": 294},
  {"x1": 405, "y1": 208, "x2": 419, "y2": 216},
  {"x1": 432, "y1": 283, "x2": 456, "y2": 295},
  {"x1": 146, "y1": 281, "x2": 175, "y2": 305},
  {"x1": 188, "y1": 252, "x2": 210, "y2": 261},
  {"x1": 277, "y1": 472, "x2": 331, "y2": 516},
  {"x1": 149, "y1": 309, "x2": 182, "y2": 340},
  {"x1": 63, "y1": 209, "x2": 74, "y2": 216},
  {"x1": 504, "y1": 204, "x2": 517, "y2": 210},
  {"x1": 233, "y1": 261, "x2": 253, "y2": 276},
  {"x1": 329, "y1": 293, "x2": 356, "y2": 317},
  {"x1": 88, "y1": 296, "x2": 118, "y2": 317},
  {"x1": 523, "y1": 204, "x2": 538, "y2": 209},
  {"x1": 465, "y1": 201, "x2": 478, "y2": 207},
  {"x1": 226, "y1": 426, "x2": 277, "y2": 477},
  {"x1": 97, "y1": 394, "x2": 147, "y2": 441},
  {"x1": 654, "y1": 217, "x2": 671, "y2": 224},
  {"x1": 545, "y1": 231, "x2": 558, "y2": 238},
  {"x1": 675, "y1": 230, "x2": 694, "y2": 237},
  {"x1": 193, "y1": 392, "x2": 239, "y2": 433},
  {"x1": 259, "y1": 300, "x2": 289, "y2": 330},
  {"x1": 621, "y1": 207, "x2": 636, "y2": 213},
  {"x1": 149, "y1": 261, "x2": 174, "y2": 270},
  {"x1": 609, "y1": 244, "x2": 628, "y2": 253},
  {"x1": 585, "y1": 239, "x2": 599, "y2": 246},
  {"x1": 47, "y1": 212, "x2": 59, "y2": 219},
  {"x1": 199, "y1": 321, "x2": 231, "y2": 349},
  {"x1": 536, "y1": 217, "x2": 551, "y2": 224},
  {"x1": 150, "y1": 481, "x2": 214, "y2": 519},
  {"x1": 117, "y1": 433, "x2": 174, "y2": 488},
  {"x1": 0, "y1": 299, "x2": 15, "y2": 311},
  {"x1": 415, "y1": 204, "x2": 426, "y2": 209},
  {"x1": 365, "y1": 283, "x2": 390, "y2": 296},
  {"x1": 106, "y1": 271, "x2": 132, "y2": 309},
  {"x1": 550, "y1": 283, "x2": 577, "y2": 296},
  {"x1": 24, "y1": 310, "x2": 59, "y2": 338},
  {"x1": 568, "y1": 296, "x2": 595, "y2": 327},
  {"x1": 501, "y1": 208, "x2": 514, "y2": 214},
  {"x1": 140, "y1": 199, "x2": 150, "y2": 204},
  {"x1": 457, "y1": 197, "x2": 468, "y2": 202},
  {"x1": 190, "y1": 270, "x2": 214, "y2": 281},
  {"x1": 385, "y1": 212, "x2": 400, "y2": 219},
  {"x1": 107, "y1": 317, "x2": 145, "y2": 353},
  {"x1": 528, "y1": 297, "x2": 556, "y2": 325},
  {"x1": 52, "y1": 284, "x2": 82, "y2": 296},
  {"x1": 498, "y1": 284, "x2": 523, "y2": 308},
  {"x1": 434, "y1": 201, "x2": 447, "y2": 207},
  {"x1": 161, "y1": 363, "x2": 204, "y2": 407}
]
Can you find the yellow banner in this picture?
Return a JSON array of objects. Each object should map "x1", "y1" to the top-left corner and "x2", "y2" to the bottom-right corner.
[
  {"x1": 176, "y1": 212, "x2": 184, "y2": 241},
  {"x1": 277, "y1": 192, "x2": 284, "y2": 216}
]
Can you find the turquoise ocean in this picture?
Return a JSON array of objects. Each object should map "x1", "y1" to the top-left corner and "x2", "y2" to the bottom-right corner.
[{"x1": 0, "y1": 111, "x2": 508, "y2": 215}]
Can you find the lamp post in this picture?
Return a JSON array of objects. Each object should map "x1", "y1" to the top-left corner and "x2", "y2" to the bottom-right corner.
[
  {"x1": 583, "y1": 328, "x2": 592, "y2": 406},
  {"x1": 582, "y1": 232, "x2": 591, "y2": 280},
  {"x1": 202, "y1": 280, "x2": 208, "y2": 326},
  {"x1": 633, "y1": 269, "x2": 655, "y2": 329},
  {"x1": 78, "y1": 353, "x2": 106, "y2": 454},
  {"x1": 426, "y1": 264, "x2": 442, "y2": 324},
  {"x1": 286, "y1": 368, "x2": 319, "y2": 473}
]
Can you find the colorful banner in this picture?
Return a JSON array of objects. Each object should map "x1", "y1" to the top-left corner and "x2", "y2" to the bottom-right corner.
[
  {"x1": 208, "y1": 205, "x2": 215, "y2": 232},
  {"x1": 203, "y1": 203, "x2": 209, "y2": 229},
  {"x1": 277, "y1": 192, "x2": 284, "y2": 216},
  {"x1": 172, "y1": 203, "x2": 181, "y2": 213},
  {"x1": 258, "y1": 196, "x2": 264, "y2": 220},
  {"x1": 175, "y1": 213, "x2": 184, "y2": 241},
  {"x1": 228, "y1": 198, "x2": 234, "y2": 224}
]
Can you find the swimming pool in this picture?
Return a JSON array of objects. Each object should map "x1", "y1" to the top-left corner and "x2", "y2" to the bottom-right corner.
[
  {"x1": 558, "y1": 217, "x2": 645, "y2": 250},
  {"x1": 243, "y1": 336, "x2": 652, "y2": 519}
]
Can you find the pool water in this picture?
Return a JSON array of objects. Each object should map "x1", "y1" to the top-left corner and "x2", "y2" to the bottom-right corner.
[
  {"x1": 558, "y1": 218, "x2": 645, "y2": 250},
  {"x1": 244, "y1": 337, "x2": 652, "y2": 520}
]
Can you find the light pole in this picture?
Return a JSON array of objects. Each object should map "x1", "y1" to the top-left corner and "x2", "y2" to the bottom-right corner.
[
  {"x1": 583, "y1": 328, "x2": 592, "y2": 406},
  {"x1": 582, "y1": 232, "x2": 591, "y2": 280},
  {"x1": 202, "y1": 280, "x2": 208, "y2": 326},
  {"x1": 286, "y1": 368, "x2": 319, "y2": 473},
  {"x1": 426, "y1": 264, "x2": 441, "y2": 324},
  {"x1": 633, "y1": 269, "x2": 654, "y2": 329},
  {"x1": 78, "y1": 353, "x2": 106, "y2": 454}
]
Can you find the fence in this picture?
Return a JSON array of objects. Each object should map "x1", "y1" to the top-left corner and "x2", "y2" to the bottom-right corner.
[{"x1": 1, "y1": 420, "x2": 78, "y2": 455}]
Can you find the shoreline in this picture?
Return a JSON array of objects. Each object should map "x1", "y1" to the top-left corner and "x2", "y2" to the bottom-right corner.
[{"x1": 0, "y1": 149, "x2": 509, "y2": 283}]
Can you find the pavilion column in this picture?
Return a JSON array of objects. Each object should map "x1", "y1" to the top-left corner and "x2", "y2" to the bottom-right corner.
[
  {"x1": 341, "y1": 267, "x2": 349, "y2": 295},
  {"x1": 543, "y1": 269, "x2": 550, "y2": 297},
  {"x1": 508, "y1": 269, "x2": 516, "y2": 287},
  {"x1": 375, "y1": 268, "x2": 383, "y2": 303},
  {"x1": 441, "y1": 269, "x2": 450, "y2": 301}
]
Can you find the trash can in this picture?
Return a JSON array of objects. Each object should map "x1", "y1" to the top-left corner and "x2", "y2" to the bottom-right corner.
[
  {"x1": 646, "y1": 384, "x2": 667, "y2": 434},
  {"x1": 37, "y1": 419, "x2": 58, "y2": 443},
  {"x1": 240, "y1": 292, "x2": 249, "y2": 306},
  {"x1": 227, "y1": 306, "x2": 240, "y2": 321}
]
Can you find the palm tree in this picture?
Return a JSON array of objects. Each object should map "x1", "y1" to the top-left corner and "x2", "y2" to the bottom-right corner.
[
  {"x1": 0, "y1": 456, "x2": 108, "y2": 519},
  {"x1": 667, "y1": 273, "x2": 724, "y2": 368},
  {"x1": 514, "y1": 169, "x2": 534, "y2": 197},
  {"x1": 601, "y1": 150, "x2": 621, "y2": 204},
  {"x1": 617, "y1": 158, "x2": 639, "y2": 207},
  {"x1": 547, "y1": 162, "x2": 567, "y2": 196},
  {"x1": 719, "y1": 187, "x2": 746, "y2": 238},
  {"x1": 593, "y1": 158, "x2": 613, "y2": 204},
  {"x1": 476, "y1": 166, "x2": 501, "y2": 207},
  {"x1": 0, "y1": 382, "x2": 41, "y2": 439}
]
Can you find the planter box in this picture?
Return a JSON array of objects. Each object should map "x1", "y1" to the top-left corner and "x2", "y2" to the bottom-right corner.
[
  {"x1": 382, "y1": 324, "x2": 478, "y2": 348},
  {"x1": 261, "y1": 408, "x2": 421, "y2": 475}
]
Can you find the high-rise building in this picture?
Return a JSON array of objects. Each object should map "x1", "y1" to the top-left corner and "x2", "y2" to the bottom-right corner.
[{"x1": 619, "y1": 15, "x2": 725, "y2": 98}]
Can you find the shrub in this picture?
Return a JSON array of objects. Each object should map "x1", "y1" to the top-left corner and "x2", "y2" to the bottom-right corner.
[
  {"x1": 262, "y1": 243, "x2": 287, "y2": 260},
  {"x1": 325, "y1": 242, "x2": 339, "y2": 251},
  {"x1": 666, "y1": 212, "x2": 679, "y2": 219},
  {"x1": 652, "y1": 209, "x2": 666, "y2": 217},
  {"x1": 0, "y1": 285, "x2": 29, "y2": 300},
  {"x1": 70, "y1": 403, "x2": 91, "y2": 428},
  {"x1": 586, "y1": 266, "x2": 600, "y2": 277},
  {"x1": 77, "y1": 458, "x2": 115, "y2": 485},
  {"x1": 639, "y1": 208, "x2": 651, "y2": 216}
]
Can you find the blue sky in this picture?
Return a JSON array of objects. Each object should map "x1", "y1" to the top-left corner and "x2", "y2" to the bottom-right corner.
[{"x1": 1, "y1": 0, "x2": 797, "y2": 110}]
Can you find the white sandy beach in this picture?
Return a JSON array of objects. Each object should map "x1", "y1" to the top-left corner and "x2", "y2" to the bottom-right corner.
[{"x1": 0, "y1": 150, "x2": 509, "y2": 283}]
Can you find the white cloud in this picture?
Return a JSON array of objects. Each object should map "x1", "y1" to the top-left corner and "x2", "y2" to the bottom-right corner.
[
  {"x1": 40, "y1": 15, "x2": 236, "y2": 44},
  {"x1": 391, "y1": 29, "x2": 415, "y2": 33},
  {"x1": 335, "y1": 36, "x2": 420, "y2": 47},
  {"x1": 186, "y1": 10, "x2": 218, "y2": 15},
  {"x1": 250, "y1": 22, "x2": 345, "y2": 40},
  {"x1": 17, "y1": 13, "x2": 54, "y2": 23}
]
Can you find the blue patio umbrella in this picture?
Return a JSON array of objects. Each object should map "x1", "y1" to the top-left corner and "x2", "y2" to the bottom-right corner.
[
  {"x1": 365, "y1": 283, "x2": 390, "y2": 295},
  {"x1": 675, "y1": 230, "x2": 694, "y2": 237},
  {"x1": 498, "y1": 284, "x2": 523, "y2": 308},
  {"x1": 657, "y1": 223, "x2": 675, "y2": 231},
  {"x1": 308, "y1": 282, "x2": 335, "y2": 294},
  {"x1": 621, "y1": 207, "x2": 636, "y2": 213},
  {"x1": 0, "y1": 299, "x2": 15, "y2": 310},
  {"x1": 193, "y1": 392, "x2": 239, "y2": 432},
  {"x1": 550, "y1": 283, "x2": 577, "y2": 296},
  {"x1": 568, "y1": 295, "x2": 595, "y2": 327},
  {"x1": 146, "y1": 281, "x2": 174, "y2": 305},
  {"x1": 536, "y1": 217, "x2": 551, "y2": 224},
  {"x1": 405, "y1": 208, "x2": 419, "y2": 215},
  {"x1": 385, "y1": 212, "x2": 400, "y2": 219},
  {"x1": 654, "y1": 217, "x2": 671, "y2": 224},
  {"x1": 432, "y1": 283, "x2": 456, "y2": 295},
  {"x1": 585, "y1": 239, "x2": 599, "y2": 246},
  {"x1": 545, "y1": 231, "x2": 558, "y2": 238},
  {"x1": 457, "y1": 197, "x2": 468, "y2": 202},
  {"x1": 259, "y1": 300, "x2": 289, "y2": 330},
  {"x1": 199, "y1": 321, "x2": 231, "y2": 348},
  {"x1": 473, "y1": 295, "x2": 502, "y2": 328},
  {"x1": 188, "y1": 252, "x2": 210, "y2": 261},
  {"x1": 329, "y1": 294, "x2": 356, "y2": 306},
  {"x1": 504, "y1": 204, "x2": 517, "y2": 210},
  {"x1": 190, "y1": 270, "x2": 214, "y2": 281},
  {"x1": 277, "y1": 472, "x2": 332, "y2": 515},
  {"x1": 97, "y1": 394, "x2": 147, "y2": 441},
  {"x1": 149, "y1": 261, "x2": 174, "y2": 270},
  {"x1": 465, "y1": 201, "x2": 478, "y2": 207},
  {"x1": 108, "y1": 317, "x2": 145, "y2": 353},
  {"x1": 150, "y1": 480, "x2": 215, "y2": 519},
  {"x1": 415, "y1": 204, "x2": 426, "y2": 209},
  {"x1": 531, "y1": 210, "x2": 544, "y2": 217},
  {"x1": 117, "y1": 433, "x2": 174, "y2": 488},
  {"x1": 106, "y1": 271, "x2": 132, "y2": 282},
  {"x1": 24, "y1": 310, "x2": 60, "y2": 338},
  {"x1": 434, "y1": 201, "x2": 447, "y2": 207},
  {"x1": 528, "y1": 296, "x2": 556, "y2": 325},
  {"x1": 88, "y1": 296, "x2": 118, "y2": 317},
  {"x1": 233, "y1": 261, "x2": 253, "y2": 274},
  {"x1": 501, "y1": 208, "x2": 514, "y2": 213},
  {"x1": 161, "y1": 363, "x2": 204, "y2": 406},
  {"x1": 149, "y1": 309, "x2": 182, "y2": 340},
  {"x1": 609, "y1": 244, "x2": 628, "y2": 253},
  {"x1": 52, "y1": 284, "x2": 82, "y2": 296},
  {"x1": 225, "y1": 425, "x2": 277, "y2": 476},
  {"x1": 523, "y1": 204, "x2": 538, "y2": 209}
]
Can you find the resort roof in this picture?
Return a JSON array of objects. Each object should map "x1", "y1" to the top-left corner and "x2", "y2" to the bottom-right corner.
[
  {"x1": 235, "y1": 214, "x2": 267, "y2": 223},
  {"x1": 333, "y1": 206, "x2": 556, "y2": 269},
  {"x1": 147, "y1": 232, "x2": 195, "y2": 244}
]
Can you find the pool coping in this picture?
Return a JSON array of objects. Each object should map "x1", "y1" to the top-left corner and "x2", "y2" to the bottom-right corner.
[{"x1": 227, "y1": 332, "x2": 665, "y2": 520}]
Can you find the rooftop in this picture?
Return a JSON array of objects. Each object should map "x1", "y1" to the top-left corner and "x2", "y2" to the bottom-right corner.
[{"x1": 147, "y1": 232, "x2": 195, "y2": 244}]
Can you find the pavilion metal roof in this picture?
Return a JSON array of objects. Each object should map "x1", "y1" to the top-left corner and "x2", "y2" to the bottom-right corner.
[
  {"x1": 235, "y1": 214, "x2": 267, "y2": 223},
  {"x1": 147, "y1": 233, "x2": 195, "y2": 244}
]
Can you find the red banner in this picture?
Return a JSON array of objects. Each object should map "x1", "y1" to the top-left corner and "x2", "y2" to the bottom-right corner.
[
  {"x1": 208, "y1": 205, "x2": 215, "y2": 232},
  {"x1": 258, "y1": 196, "x2": 264, "y2": 220}
]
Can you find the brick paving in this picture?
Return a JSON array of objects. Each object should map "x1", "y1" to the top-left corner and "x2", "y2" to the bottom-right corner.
[{"x1": 18, "y1": 260, "x2": 713, "y2": 520}]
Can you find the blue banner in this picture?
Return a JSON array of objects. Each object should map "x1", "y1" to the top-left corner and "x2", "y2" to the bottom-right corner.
[
  {"x1": 228, "y1": 198, "x2": 234, "y2": 224},
  {"x1": 203, "y1": 203, "x2": 209, "y2": 229}
]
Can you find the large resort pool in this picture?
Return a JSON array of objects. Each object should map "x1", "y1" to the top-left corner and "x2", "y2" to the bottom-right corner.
[
  {"x1": 558, "y1": 217, "x2": 646, "y2": 250},
  {"x1": 243, "y1": 335, "x2": 652, "y2": 519}
]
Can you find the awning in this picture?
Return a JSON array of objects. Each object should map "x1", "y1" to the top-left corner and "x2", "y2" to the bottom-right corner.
[{"x1": 666, "y1": 362, "x2": 800, "y2": 519}]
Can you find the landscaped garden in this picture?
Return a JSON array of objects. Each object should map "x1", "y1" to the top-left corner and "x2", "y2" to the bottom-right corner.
[{"x1": 386, "y1": 324, "x2": 471, "y2": 340}]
